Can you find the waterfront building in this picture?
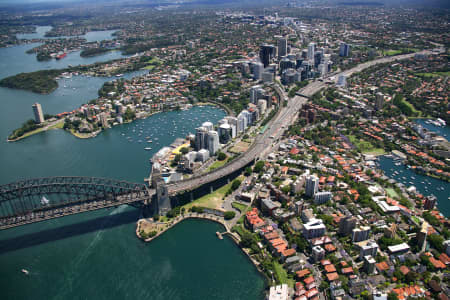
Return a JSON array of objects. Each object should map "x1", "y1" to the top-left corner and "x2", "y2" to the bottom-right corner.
[
  {"x1": 259, "y1": 44, "x2": 277, "y2": 68},
  {"x1": 314, "y1": 191, "x2": 332, "y2": 204},
  {"x1": 269, "y1": 283, "x2": 289, "y2": 300},
  {"x1": 424, "y1": 195, "x2": 437, "y2": 210},
  {"x1": 237, "y1": 112, "x2": 248, "y2": 133},
  {"x1": 195, "y1": 126, "x2": 208, "y2": 151},
  {"x1": 303, "y1": 219, "x2": 326, "y2": 239},
  {"x1": 305, "y1": 175, "x2": 319, "y2": 198},
  {"x1": 277, "y1": 36, "x2": 288, "y2": 58},
  {"x1": 359, "y1": 241, "x2": 378, "y2": 259},
  {"x1": 202, "y1": 121, "x2": 214, "y2": 132},
  {"x1": 339, "y1": 42, "x2": 350, "y2": 57},
  {"x1": 375, "y1": 92, "x2": 384, "y2": 110},
  {"x1": 32, "y1": 102, "x2": 45, "y2": 124},
  {"x1": 225, "y1": 116, "x2": 238, "y2": 138},
  {"x1": 339, "y1": 215, "x2": 357, "y2": 236},
  {"x1": 207, "y1": 130, "x2": 220, "y2": 155},
  {"x1": 352, "y1": 226, "x2": 371, "y2": 242},
  {"x1": 218, "y1": 123, "x2": 232, "y2": 144},
  {"x1": 196, "y1": 149, "x2": 210, "y2": 163},
  {"x1": 99, "y1": 112, "x2": 109, "y2": 128}
]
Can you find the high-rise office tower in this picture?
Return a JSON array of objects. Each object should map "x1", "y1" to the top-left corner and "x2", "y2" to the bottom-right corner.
[
  {"x1": 259, "y1": 44, "x2": 277, "y2": 68},
  {"x1": 277, "y1": 36, "x2": 287, "y2": 58},
  {"x1": 339, "y1": 42, "x2": 350, "y2": 57}
]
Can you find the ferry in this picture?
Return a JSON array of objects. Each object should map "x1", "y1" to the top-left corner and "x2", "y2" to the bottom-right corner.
[
  {"x1": 56, "y1": 52, "x2": 67, "y2": 60},
  {"x1": 41, "y1": 196, "x2": 50, "y2": 205},
  {"x1": 144, "y1": 147, "x2": 152, "y2": 151}
]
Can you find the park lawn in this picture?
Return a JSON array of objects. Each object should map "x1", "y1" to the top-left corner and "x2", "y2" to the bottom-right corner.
[
  {"x1": 143, "y1": 65, "x2": 155, "y2": 70},
  {"x1": 400, "y1": 98, "x2": 421, "y2": 116},
  {"x1": 416, "y1": 71, "x2": 450, "y2": 77},
  {"x1": 232, "y1": 201, "x2": 248, "y2": 213},
  {"x1": 363, "y1": 148, "x2": 386, "y2": 156},
  {"x1": 348, "y1": 135, "x2": 382, "y2": 153},
  {"x1": 273, "y1": 261, "x2": 295, "y2": 288},
  {"x1": 207, "y1": 160, "x2": 227, "y2": 172},
  {"x1": 229, "y1": 141, "x2": 250, "y2": 154},
  {"x1": 386, "y1": 188, "x2": 399, "y2": 199},
  {"x1": 182, "y1": 180, "x2": 233, "y2": 211},
  {"x1": 11, "y1": 120, "x2": 64, "y2": 141},
  {"x1": 385, "y1": 50, "x2": 402, "y2": 56}
]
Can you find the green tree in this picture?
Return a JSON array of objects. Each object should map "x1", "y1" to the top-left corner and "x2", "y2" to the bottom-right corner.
[
  {"x1": 180, "y1": 147, "x2": 189, "y2": 155},
  {"x1": 253, "y1": 160, "x2": 265, "y2": 173},
  {"x1": 231, "y1": 179, "x2": 242, "y2": 191},
  {"x1": 224, "y1": 211, "x2": 236, "y2": 220},
  {"x1": 217, "y1": 152, "x2": 227, "y2": 161}
]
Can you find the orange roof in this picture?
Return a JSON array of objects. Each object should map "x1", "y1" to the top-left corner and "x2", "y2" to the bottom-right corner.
[
  {"x1": 399, "y1": 265, "x2": 410, "y2": 275},
  {"x1": 303, "y1": 276, "x2": 314, "y2": 285},
  {"x1": 341, "y1": 267, "x2": 354, "y2": 274},
  {"x1": 326, "y1": 272, "x2": 339, "y2": 281},
  {"x1": 324, "y1": 264, "x2": 336, "y2": 273},
  {"x1": 376, "y1": 261, "x2": 389, "y2": 271},
  {"x1": 439, "y1": 253, "x2": 450, "y2": 265},
  {"x1": 282, "y1": 248, "x2": 296, "y2": 257},
  {"x1": 296, "y1": 269, "x2": 311, "y2": 279},
  {"x1": 430, "y1": 257, "x2": 446, "y2": 269}
]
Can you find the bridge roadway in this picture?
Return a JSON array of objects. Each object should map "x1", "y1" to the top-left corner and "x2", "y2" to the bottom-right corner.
[
  {"x1": 164, "y1": 48, "x2": 437, "y2": 195},
  {"x1": 0, "y1": 49, "x2": 439, "y2": 230}
]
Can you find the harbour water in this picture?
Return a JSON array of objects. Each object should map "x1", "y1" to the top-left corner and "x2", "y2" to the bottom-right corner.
[
  {"x1": 0, "y1": 30, "x2": 265, "y2": 299},
  {"x1": 377, "y1": 156, "x2": 450, "y2": 217}
]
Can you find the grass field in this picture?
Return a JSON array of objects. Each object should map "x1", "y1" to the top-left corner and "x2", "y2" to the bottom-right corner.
[
  {"x1": 416, "y1": 71, "x2": 450, "y2": 77},
  {"x1": 386, "y1": 188, "x2": 399, "y2": 199},
  {"x1": 229, "y1": 141, "x2": 250, "y2": 154},
  {"x1": 231, "y1": 202, "x2": 248, "y2": 213},
  {"x1": 385, "y1": 50, "x2": 402, "y2": 56},
  {"x1": 348, "y1": 135, "x2": 384, "y2": 155},
  {"x1": 207, "y1": 159, "x2": 227, "y2": 172},
  {"x1": 10, "y1": 120, "x2": 64, "y2": 141},
  {"x1": 273, "y1": 261, "x2": 295, "y2": 288},
  {"x1": 182, "y1": 177, "x2": 241, "y2": 211}
]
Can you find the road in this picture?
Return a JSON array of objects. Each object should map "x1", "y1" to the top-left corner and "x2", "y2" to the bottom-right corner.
[{"x1": 164, "y1": 49, "x2": 440, "y2": 195}]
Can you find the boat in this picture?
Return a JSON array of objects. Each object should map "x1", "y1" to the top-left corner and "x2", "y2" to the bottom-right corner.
[
  {"x1": 115, "y1": 74, "x2": 123, "y2": 77},
  {"x1": 21, "y1": 269, "x2": 29, "y2": 275},
  {"x1": 56, "y1": 52, "x2": 67, "y2": 60},
  {"x1": 144, "y1": 147, "x2": 152, "y2": 151},
  {"x1": 41, "y1": 196, "x2": 50, "y2": 205}
]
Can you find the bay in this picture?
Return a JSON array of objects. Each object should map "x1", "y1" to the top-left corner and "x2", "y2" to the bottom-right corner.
[
  {"x1": 377, "y1": 156, "x2": 450, "y2": 217},
  {"x1": 0, "y1": 30, "x2": 266, "y2": 299}
]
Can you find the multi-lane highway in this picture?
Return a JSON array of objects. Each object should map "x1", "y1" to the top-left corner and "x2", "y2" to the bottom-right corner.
[{"x1": 165, "y1": 49, "x2": 440, "y2": 195}]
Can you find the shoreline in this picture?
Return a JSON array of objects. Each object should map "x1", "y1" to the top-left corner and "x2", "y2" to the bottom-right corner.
[
  {"x1": 6, "y1": 102, "x2": 229, "y2": 142},
  {"x1": 136, "y1": 214, "x2": 268, "y2": 283}
]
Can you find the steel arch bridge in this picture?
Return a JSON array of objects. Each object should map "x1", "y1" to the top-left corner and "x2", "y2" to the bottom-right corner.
[{"x1": 0, "y1": 177, "x2": 155, "y2": 230}]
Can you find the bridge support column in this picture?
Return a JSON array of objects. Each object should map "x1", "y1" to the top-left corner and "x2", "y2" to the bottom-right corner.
[
  {"x1": 227, "y1": 178, "x2": 230, "y2": 184},
  {"x1": 210, "y1": 186, "x2": 214, "y2": 194},
  {"x1": 190, "y1": 192, "x2": 194, "y2": 202}
]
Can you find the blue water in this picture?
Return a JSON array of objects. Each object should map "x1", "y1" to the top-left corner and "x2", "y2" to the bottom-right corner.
[
  {"x1": 414, "y1": 119, "x2": 450, "y2": 140},
  {"x1": 16, "y1": 26, "x2": 117, "y2": 43},
  {"x1": 378, "y1": 156, "x2": 450, "y2": 217}
]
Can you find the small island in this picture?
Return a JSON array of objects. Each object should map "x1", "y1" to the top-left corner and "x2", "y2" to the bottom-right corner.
[
  {"x1": 80, "y1": 47, "x2": 112, "y2": 57},
  {"x1": 0, "y1": 70, "x2": 61, "y2": 94}
]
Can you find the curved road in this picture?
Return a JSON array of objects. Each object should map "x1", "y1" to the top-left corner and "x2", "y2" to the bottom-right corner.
[{"x1": 164, "y1": 49, "x2": 441, "y2": 195}]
